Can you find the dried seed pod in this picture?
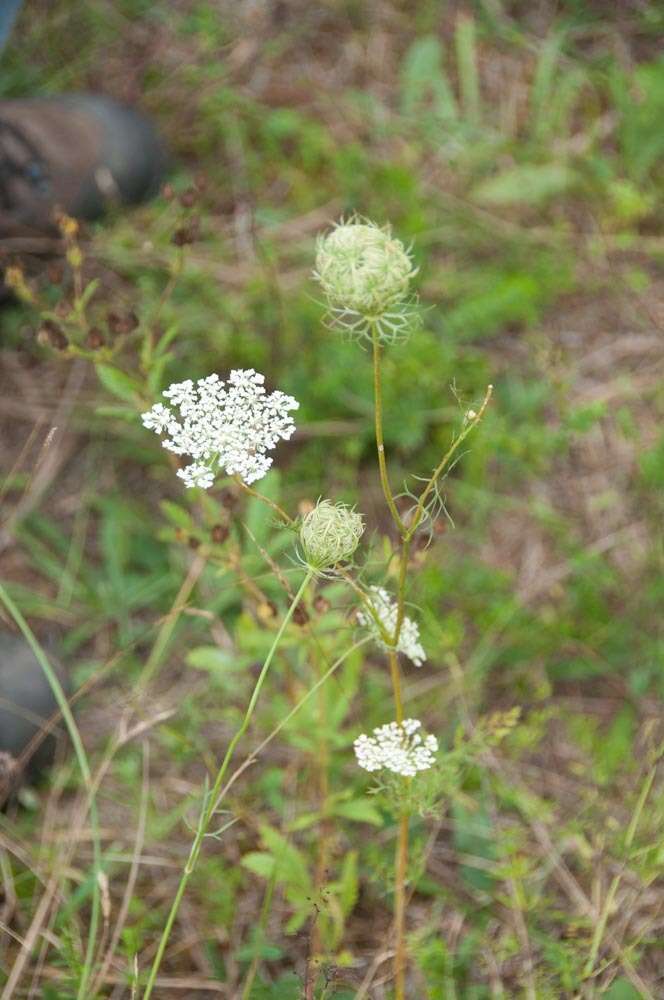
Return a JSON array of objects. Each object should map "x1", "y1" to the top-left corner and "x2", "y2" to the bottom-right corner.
[
  {"x1": 86, "y1": 327, "x2": 105, "y2": 350},
  {"x1": 211, "y1": 523, "x2": 229, "y2": 545},
  {"x1": 179, "y1": 187, "x2": 197, "y2": 208},
  {"x1": 292, "y1": 602, "x2": 310, "y2": 626},
  {"x1": 171, "y1": 215, "x2": 200, "y2": 246},
  {"x1": 37, "y1": 320, "x2": 68, "y2": 350}
]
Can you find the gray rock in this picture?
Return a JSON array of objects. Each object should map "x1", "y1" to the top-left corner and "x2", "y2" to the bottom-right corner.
[{"x1": 0, "y1": 631, "x2": 69, "y2": 793}]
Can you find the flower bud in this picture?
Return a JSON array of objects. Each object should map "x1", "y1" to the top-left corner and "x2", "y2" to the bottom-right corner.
[
  {"x1": 299, "y1": 499, "x2": 364, "y2": 570},
  {"x1": 314, "y1": 218, "x2": 416, "y2": 317}
]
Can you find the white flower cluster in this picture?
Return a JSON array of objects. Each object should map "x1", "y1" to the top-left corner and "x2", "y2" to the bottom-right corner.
[
  {"x1": 354, "y1": 719, "x2": 438, "y2": 777},
  {"x1": 357, "y1": 586, "x2": 426, "y2": 667},
  {"x1": 141, "y1": 370, "x2": 299, "y2": 488}
]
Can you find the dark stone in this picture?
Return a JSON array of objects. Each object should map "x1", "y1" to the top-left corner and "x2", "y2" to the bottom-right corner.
[{"x1": 0, "y1": 631, "x2": 69, "y2": 786}]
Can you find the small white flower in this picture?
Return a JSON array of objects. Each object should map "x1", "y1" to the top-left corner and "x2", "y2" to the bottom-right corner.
[
  {"x1": 354, "y1": 719, "x2": 438, "y2": 777},
  {"x1": 141, "y1": 403, "x2": 171, "y2": 433},
  {"x1": 299, "y1": 499, "x2": 364, "y2": 570},
  {"x1": 357, "y1": 586, "x2": 426, "y2": 667},
  {"x1": 141, "y1": 369, "x2": 299, "y2": 488},
  {"x1": 314, "y1": 217, "x2": 419, "y2": 344},
  {"x1": 177, "y1": 463, "x2": 215, "y2": 489}
]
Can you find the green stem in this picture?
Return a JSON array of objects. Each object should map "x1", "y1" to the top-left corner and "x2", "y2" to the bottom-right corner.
[
  {"x1": 0, "y1": 584, "x2": 101, "y2": 1000},
  {"x1": 369, "y1": 337, "x2": 410, "y2": 996},
  {"x1": 394, "y1": 813, "x2": 409, "y2": 1000},
  {"x1": 584, "y1": 764, "x2": 657, "y2": 979},
  {"x1": 237, "y1": 478, "x2": 294, "y2": 527},
  {"x1": 406, "y1": 384, "x2": 493, "y2": 542},
  {"x1": 371, "y1": 325, "x2": 405, "y2": 535},
  {"x1": 141, "y1": 568, "x2": 314, "y2": 1000}
]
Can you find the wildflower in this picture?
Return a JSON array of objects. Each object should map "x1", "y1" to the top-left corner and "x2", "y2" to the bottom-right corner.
[
  {"x1": 141, "y1": 369, "x2": 299, "y2": 488},
  {"x1": 299, "y1": 499, "x2": 364, "y2": 570},
  {"x1": 357, "y1": 586, "x2": 426, "y2": 667},
  {"x1": 314, "y1": 217, "x2": 418, "y2": 343},
  {"x1": 354, "y1": 719, "x2": 438, "y2": 777}
]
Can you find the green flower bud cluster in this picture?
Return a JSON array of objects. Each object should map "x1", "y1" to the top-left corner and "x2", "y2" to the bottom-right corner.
[
  {"x1": 314, "y1": 218, "x2": 418, "y2": 343},
  {"x1": 299, "y1": 499, "x2": 364, "y2": 570}
]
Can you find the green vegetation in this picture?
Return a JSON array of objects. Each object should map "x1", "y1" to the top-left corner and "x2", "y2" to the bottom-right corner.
[{"x1": 1, "y1": 1, "x2": 664, "y2": 996}]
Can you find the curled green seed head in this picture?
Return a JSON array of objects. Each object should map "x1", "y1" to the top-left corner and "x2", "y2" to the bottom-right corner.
[{"x1": 299, "y1": 499, "x2": 364, "y2": 570}]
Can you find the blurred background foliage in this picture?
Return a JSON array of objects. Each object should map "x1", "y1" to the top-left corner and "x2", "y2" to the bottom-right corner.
[{"x1": 1, "y1": 1, "x2": 664, "y2": 996}]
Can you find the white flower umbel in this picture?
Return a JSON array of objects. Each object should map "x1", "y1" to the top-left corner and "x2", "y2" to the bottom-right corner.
[
  {"x1": 357, "y1": 586, "x2": 426, "y2": 667},
  {"x1": 354, "y1": 719, "x2": 438, "y2": 777},
  {"x1": 299, "y1": 499, "x2": 364, "y2": 571},
  {"x1": 141, "y1": 370, "x2": 299, "y2": 488},
  {"x1": 314, "y1": 217, "x2": 418, "y2": 344}
]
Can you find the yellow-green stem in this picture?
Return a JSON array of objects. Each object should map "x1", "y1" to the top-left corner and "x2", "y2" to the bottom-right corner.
[
  {"x1": 370, "y1": 332, "x2": 411, "y2": 996},
  {"x1": 141, "y1": 568, "x2": 313, "y2": 999},
  {"x1": 395, "y1": 813, "x2": 409, "y2": 1000},
  {"x1": 371, "y1": 325, "x2": 405, "y2": 535}
]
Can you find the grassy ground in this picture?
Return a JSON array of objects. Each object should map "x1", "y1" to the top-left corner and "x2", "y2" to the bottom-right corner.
[{"x1": 1, "y1": 1, "x2": 664, "y2": 996}]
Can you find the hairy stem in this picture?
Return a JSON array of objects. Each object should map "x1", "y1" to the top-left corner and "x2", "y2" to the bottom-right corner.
[{"x1": 142, "y1": 568, "x2": 314, "y2": 999}]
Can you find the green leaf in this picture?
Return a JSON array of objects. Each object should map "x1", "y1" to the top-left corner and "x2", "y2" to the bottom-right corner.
[
  {"x1": 332, "y1": 798, "x2": 384, "y2": 826},
  {"x1": 94, "y1": 404, "x2": 136, "y2": 421},
  {"x1": 338, "y1": 850, "x2": 358, "y2": 916},
  {"x1": 400, "y1": 35, "x2": 457, "y2": 123},
  {"x1": 473, "y1": 163, "x2": 576, "y2": 206},
  {"x1": 241, "y1": 852, "x2": 276, "y2": 879},
  {"x1": 186, "y1": 647, "x2": 246, "y2": 675},
  {"x1": 96, "y1": 364, "x2": 141, "y2": 403},
  {"x1": 259, "y1": 826, "x2": 312, "y2": 894},
  {"x1": 159, "y1": 500, "x2": 193, "y2": 530},
  {"x1": 604, "y1": 979, "x2": 642, "y2": 1000}
]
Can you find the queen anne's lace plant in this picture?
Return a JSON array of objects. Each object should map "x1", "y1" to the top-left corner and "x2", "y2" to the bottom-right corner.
[
  {"x1": 314, "y1": 217, "x2": 418, "y2": 343},
  {"x1": 357, "y1": 586, "x2": 426, "y2": 667},
  {"x1": 299, "y1": 499, "x2": 364, "y2": 570},
  {"x1": 354, "y1": 719, "x2": 438, "y2": 777},
  {"x1": 141, "y1": 370, "x2": 299, "y2": 488}
]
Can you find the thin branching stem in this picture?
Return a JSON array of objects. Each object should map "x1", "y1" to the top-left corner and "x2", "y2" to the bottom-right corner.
[
  {"x1": 141, "y1": 568, "x2": 314, "y2": 1000},
  {"x1": 406, "y1": 384, "x2": 493, "y2": 542},
  {"x1": 237, "y1": 477, "x2": 295, "y2": 527}
]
